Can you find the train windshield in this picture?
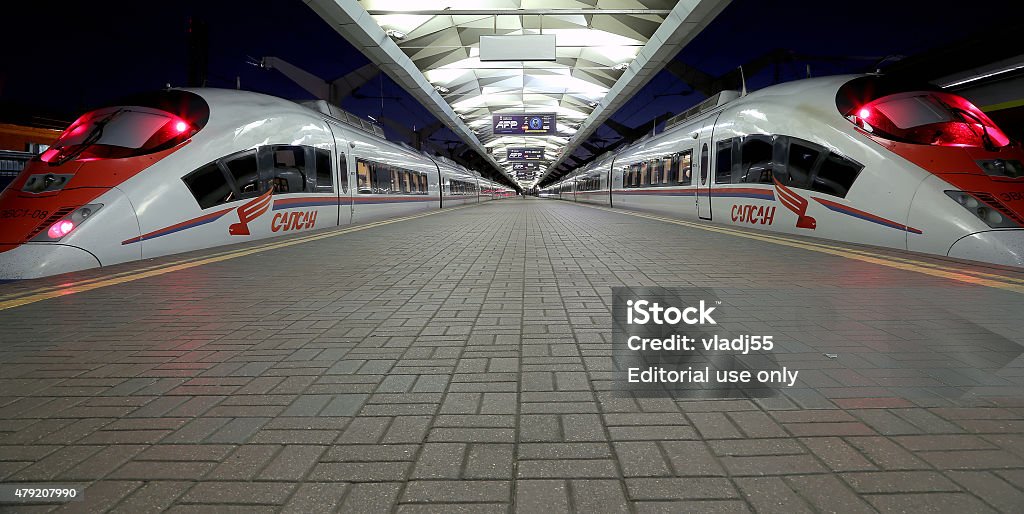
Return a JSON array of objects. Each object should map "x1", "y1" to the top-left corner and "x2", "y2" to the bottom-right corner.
[
  {"x1": 39, "y1": 90, "x2": 209, "y2": 165},
  {"x1": 837, "y1": 77, "x2": 1011, "y2": 149}
]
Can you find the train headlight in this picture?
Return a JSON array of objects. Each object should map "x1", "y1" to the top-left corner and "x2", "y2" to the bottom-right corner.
[
  {"x1": 31, "y1": 203, "x2": 104, "y2": 242},
  {"x1": 976, "y1": 159, "x2": 1024, "y2": 179},
  {"x1": 22, "y1": 173, "x2": 75, "y2": 194},
  {"x1": 945, "y1": 191, "x2": 1020, "y2": 228}
]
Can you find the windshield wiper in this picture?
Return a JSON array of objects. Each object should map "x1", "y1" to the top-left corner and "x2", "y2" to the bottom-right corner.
[
  {"x1": 954, "y1": 107, "x2": 997, "y2": 152},
  {"x1": 50, "y1": 109, "x2": 124, "y2": 166},
  {"x1": 936, "y1": 98, "x2": 997, "y2": 152}
]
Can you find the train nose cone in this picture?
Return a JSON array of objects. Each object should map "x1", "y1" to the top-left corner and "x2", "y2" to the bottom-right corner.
[
  {"x1": 947, "y1": 230, "x2": 1024, "y2": 267},
  {"x1": 0, "y1": 243, "x2": 100, "y2": 280}
]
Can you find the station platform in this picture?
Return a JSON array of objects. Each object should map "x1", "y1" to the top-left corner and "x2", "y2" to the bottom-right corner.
[{"x1": 1, "y1": 197, "x2": 1023, "y2": 513}]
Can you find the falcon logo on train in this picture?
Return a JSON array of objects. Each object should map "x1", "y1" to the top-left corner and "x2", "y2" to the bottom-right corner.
[
  {"x1": 773, "y1": 177, "x2": 816, "y2": 230},
  {"x1": 228, "y1": 189, "x2": 273, "y2": 236}
]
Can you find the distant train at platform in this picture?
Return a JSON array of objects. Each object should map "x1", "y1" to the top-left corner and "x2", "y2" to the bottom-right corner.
[
  {"x1": 541, "y1": 75, "x2": 1024, "y2": 267},
  {"x1": 0, "y1": 89, "x2": 514, "y2": 279}
]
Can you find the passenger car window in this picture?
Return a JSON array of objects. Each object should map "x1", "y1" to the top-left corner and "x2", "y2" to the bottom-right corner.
[
  {"x1": 678, "y1": 151, "x2": 693, "y2": 185},
  {"x1": 357, "y1": 160, "x2": 371, "y2": 192}
]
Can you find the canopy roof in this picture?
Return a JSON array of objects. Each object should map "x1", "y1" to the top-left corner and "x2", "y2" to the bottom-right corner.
[{"x1": 308, "y1": 0, "x2": 730, "y2": 188}]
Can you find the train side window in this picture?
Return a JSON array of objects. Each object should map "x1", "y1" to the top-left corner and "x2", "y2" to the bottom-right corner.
[
  {"x1": 678, "y1": 151, "x2": 693, "y2": 185},
  {"x1": 650, "y1": 160, "x2": 661, "y2": 185},
  {"x1": 663, "y1": 156, "x2": 674, "y2": 184},
  {"x1": 738, "y1": 135, "x2": 774, "y2": 184},
  {"x1": 421, "y1": 174, "x2": 428, "y2": 194},
  {"x1": 315, "y1": 148, "x2": 333, "y2": 193},
  {"x1": 715, "y1": 139, "x2": 733, "y2": 184},
  {"x1": 357, "y1": 160, "x2": 371, "y2": 193},
  {"x1": 640, "y1": 162, "x2": 649, "y2": 185},
  {"x1": 813, "y1": 152, "x2": 862, "y2": 198},
  {"x1": 183, "y1": 161, "x2": 233, "y2": 209},
  {"x1": 224, "y1": 150, "x2": 261, "y2": 198},
  {"x1": 375, "y1": 165, "x2": 392, "y2": 194}
]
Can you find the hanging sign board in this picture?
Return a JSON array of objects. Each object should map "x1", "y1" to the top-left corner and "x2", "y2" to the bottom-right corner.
[
  {"x1": 507, "y1": 147, "x2": 544, "y2": 161},
  {"x1": 493, "y1": 114, "x2": 556, "y2": 135}
]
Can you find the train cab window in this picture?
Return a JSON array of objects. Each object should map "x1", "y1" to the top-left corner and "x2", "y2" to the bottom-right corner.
[
  {"x1": 738, "y1": 135, "x2": 774, "y2": 184},
  {"x1": 778, "y1": 140, "x2": 821, "y2": 189},
  {"x1": 315, "y1": 148, "x2": 333, "y2": 193},
  {"x1": 224, "y1": 150, "x2": 260, "y2": 198},
  {"x1": 265, "y1": 145, "x2": 313, "y2": 194},
  {"x1": 812, "y1": 152, "x2": 862, "y2": 198},
  {"x1": 715, "y1": 139, "x2": 734, "y2": 184},
  {"x1": 183, "y1": 161, "x2": 233, "y2": 209}
]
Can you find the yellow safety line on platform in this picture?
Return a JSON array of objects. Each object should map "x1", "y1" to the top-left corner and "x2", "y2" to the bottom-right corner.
[
  {"x1": 580, "y1": 204, "x2": 1024, "y2": 294},
  {"x1": 0, "y1": 206, "x2": 469, "y2": 311}
]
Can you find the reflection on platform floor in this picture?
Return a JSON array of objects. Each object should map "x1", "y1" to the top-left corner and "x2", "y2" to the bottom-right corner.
[{"x1": 1, "y1": 198, "x2": 1023, "y2": 512}]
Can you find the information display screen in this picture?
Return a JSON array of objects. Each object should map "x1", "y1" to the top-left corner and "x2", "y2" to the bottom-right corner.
[
  {"x1": 493, "y1": 114, "x2": 556, "y2": 135},
  {"x1": 507, "y1": 147, "x2": 544, "y2": 161}
]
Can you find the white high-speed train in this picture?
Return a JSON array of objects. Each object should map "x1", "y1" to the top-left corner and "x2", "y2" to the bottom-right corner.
[
  {"x1": 0, "y1": 89, "x2": 514, "y2": 279},
  {"x1": 541, "y1": 75, "x2": 1024, "y2": 267}
]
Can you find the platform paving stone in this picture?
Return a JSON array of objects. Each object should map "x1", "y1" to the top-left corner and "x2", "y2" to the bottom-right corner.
[{"x1": 1, "y1": 198, "x2": 1023, "y2": 511}]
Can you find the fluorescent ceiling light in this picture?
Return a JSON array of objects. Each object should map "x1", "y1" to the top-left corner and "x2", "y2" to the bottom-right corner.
[{"x1": 940, "y1": 64, "x2": 1024, "y2": 88}]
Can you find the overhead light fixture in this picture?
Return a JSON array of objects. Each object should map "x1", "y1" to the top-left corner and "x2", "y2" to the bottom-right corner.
[
  {"x1": 434, "y1": 85, "x2": 450, "y2": 94},
  {"x1": 385, "y1": 29, "x2": 406, "y2": 40},
  {"x1": 613, "y1": 62, "x2": 631, "y2": 71},
  {"x1": 587, "y1": 101, "x2": 599, "y2": 108},
  {"x1": 940, "y1": 63, "x2": 1024, "y2": 88}
]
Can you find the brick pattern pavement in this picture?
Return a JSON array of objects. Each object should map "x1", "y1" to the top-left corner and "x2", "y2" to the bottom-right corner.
[{"x1": 0, "y1": 198, "x2": 1022, "y2": 512}]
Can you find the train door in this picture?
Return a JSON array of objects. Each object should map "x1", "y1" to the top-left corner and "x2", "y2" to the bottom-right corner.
[
  {"x1": 431, "y1": 161, "x2": 443, "y2": 209},
  {"x1": 323, "y1": 122, "x2": 353, "y2": 225},
  {"x1": 607, "y1": 157, "x2": 616, "y2": 208},
  {"x1": 696, "y1": 115, "x2": 718, "y2": 220},
  {"x1": 338, "y1": 144, "x2": 353, "y2": 225}
]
